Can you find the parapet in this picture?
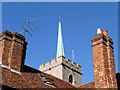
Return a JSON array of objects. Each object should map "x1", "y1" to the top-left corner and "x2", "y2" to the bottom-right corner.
[{"x1": 39, "y1": 56, "x2": 82, "y2": 74}]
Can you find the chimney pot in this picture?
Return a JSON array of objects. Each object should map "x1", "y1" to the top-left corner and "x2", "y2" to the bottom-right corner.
[
  {"x1": 103, "y1": 30, "x2": 108, "y2": 37},
  {"x1": 97, "y1": 28, "x2": 102, "y2": 34}
]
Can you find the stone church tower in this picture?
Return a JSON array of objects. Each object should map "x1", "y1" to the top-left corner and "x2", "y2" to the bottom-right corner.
[{"x1": 39, "y1": 16, "x2": 82, "y2": 86}]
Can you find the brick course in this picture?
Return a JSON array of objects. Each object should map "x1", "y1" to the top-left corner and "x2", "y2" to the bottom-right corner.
[
  {"x1": 107, "y1": 37, "x2": 117, "y2": 88},
  {"x1": 92, "y1": 31, "x2": 117, "y2": 88},
  {"x1": 0, "y1": 30, "x2": 27, "y2": 72}
]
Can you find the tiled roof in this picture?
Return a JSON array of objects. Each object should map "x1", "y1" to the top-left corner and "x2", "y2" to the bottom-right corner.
[
  {"x1": 77, "y1": 82, "x2": 94, "y2": 88},
  {"x1": 1, "y1": 61, "x2": 120, "y2": 89},
  {"x1": 1, "y1": 65, "x2": 76, "y2": 89}
]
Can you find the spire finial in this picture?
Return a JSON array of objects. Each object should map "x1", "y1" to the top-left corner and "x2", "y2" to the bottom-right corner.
[{"x1": 59, "y1": 16, "x2": 60, "y2": 22}]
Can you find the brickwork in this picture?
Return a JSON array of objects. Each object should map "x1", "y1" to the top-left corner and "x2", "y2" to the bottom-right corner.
[
  {"x1": 0, "y1": 30, "x2": 27, "y2": 72},
  {"x1": 92, "y1": 37, "x2": 109, "y2": 88},
  {"x1": 107, "y1": 37, "x2": 117, "y2": 88},
  {"x1": 0, "y1": 31, "x2": 13, "y2": 66},
  {"x1": 92, "y1": 30, "x2": 117, "y2": 88}
]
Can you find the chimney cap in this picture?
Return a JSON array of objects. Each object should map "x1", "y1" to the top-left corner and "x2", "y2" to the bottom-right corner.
[
  {"x1": 97, "y1": 28, "x2": 102, "y2": 34},
  {"x1": 103, "y1": 30, "x2": 108, "y2": 37}
]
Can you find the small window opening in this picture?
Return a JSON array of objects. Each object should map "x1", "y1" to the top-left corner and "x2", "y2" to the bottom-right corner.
[
  {"x1": 69, "y1": 75, "x2": 73, "y2": 84},
  {"x1": 38, "y1": 73, "x2": 56, "y2": 87}
]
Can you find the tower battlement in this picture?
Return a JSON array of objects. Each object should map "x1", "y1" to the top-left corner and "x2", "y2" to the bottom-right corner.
[{"x1": 39, "y1": 56, "x2": 82, "y2": 74}]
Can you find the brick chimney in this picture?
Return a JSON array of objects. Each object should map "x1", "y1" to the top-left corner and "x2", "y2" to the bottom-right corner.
[
  {"x1": 0, "y1": 30, "x2": 28, "y2": 72},
  {"x1": 104, "y1": 30, "x2": 118, "y2": 88},
  {"x1": 92, "y1": 28, "x2": 117, "y2": 88}
]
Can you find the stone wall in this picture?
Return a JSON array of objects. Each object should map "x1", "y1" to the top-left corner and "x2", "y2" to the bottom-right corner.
[{"x1": 39, "y1": 56, "x2": 82, "y2": 86}]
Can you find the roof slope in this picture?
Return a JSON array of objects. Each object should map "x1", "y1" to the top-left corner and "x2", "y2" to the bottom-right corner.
[
  {"x1": 2, "y1": 65, "x2": 75, "y2": 89},
  {"x1": 77, "y1": 82, "x2": 94, "y2": 88}
]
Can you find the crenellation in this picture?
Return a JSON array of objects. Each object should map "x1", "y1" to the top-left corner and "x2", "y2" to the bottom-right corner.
[
  {"x1": 67, "y1": 58, "x2": 71, "y2": 62},
  {"x1": 40, "y1": 64, "x2": 44, "y2": 67},
  {"x1": 39, "y1": 57, "x2": 82, "y2": 74},
  {"x1": 77, "y1": 64, "x2": 81, "y2": 69},
  {"x1": 51, "y1": 58, "x2": 57, "y2": 64},
  {"x1": 66, "y1": 58, "x2": 71, "y2": 65},
  {"x1": 72, "y1": 61, "x2": 76, "y2": 66},
  {"x1": 45, "y1": 61, "x2": 50, "y2": 66}
]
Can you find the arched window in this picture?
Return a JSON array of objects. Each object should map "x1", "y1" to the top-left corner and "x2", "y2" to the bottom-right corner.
[{"x1": 69, "y1": 75, "x2": 73, "y2": 84}]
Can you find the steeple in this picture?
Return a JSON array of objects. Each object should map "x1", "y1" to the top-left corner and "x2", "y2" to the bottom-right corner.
[{"x1": 56, "y1": 16, "x2": 65, "y2": 60}]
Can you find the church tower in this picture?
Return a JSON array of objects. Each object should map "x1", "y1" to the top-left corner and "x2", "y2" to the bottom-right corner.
[{"x1": 39, "y1": 16, "x2": 82, "y2": 86}]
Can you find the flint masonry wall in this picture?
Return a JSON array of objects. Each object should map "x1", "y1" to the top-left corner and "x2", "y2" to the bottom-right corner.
[{"x1": 39, "y1": 56, "x2": 82, "y2": 86}]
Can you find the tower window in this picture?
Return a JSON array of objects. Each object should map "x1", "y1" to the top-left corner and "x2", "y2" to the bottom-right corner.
[{"x1": 69, "y1": 75, "x2": 73, "y2": 84}]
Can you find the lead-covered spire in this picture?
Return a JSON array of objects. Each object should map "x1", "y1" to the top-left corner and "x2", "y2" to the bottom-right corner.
[{"x1": 56, "y1": 16, "x2": 65, "y2": 60}]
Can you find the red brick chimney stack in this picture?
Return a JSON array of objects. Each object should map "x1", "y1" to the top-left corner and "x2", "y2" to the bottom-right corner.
[
  {"x1": 0, "y1": 30, "x2": 28, "y2": 72},
  {"x1": 105, "y1": 30, "x2": 117, "y2": 88},
  {"x1": 92, "y1": 28, "x2": 117, "y2": 88}
]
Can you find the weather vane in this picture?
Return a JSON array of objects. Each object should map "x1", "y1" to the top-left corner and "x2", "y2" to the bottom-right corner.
[{"x1": 19, "y1": 18, "x2": 39, "y2": 37}]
